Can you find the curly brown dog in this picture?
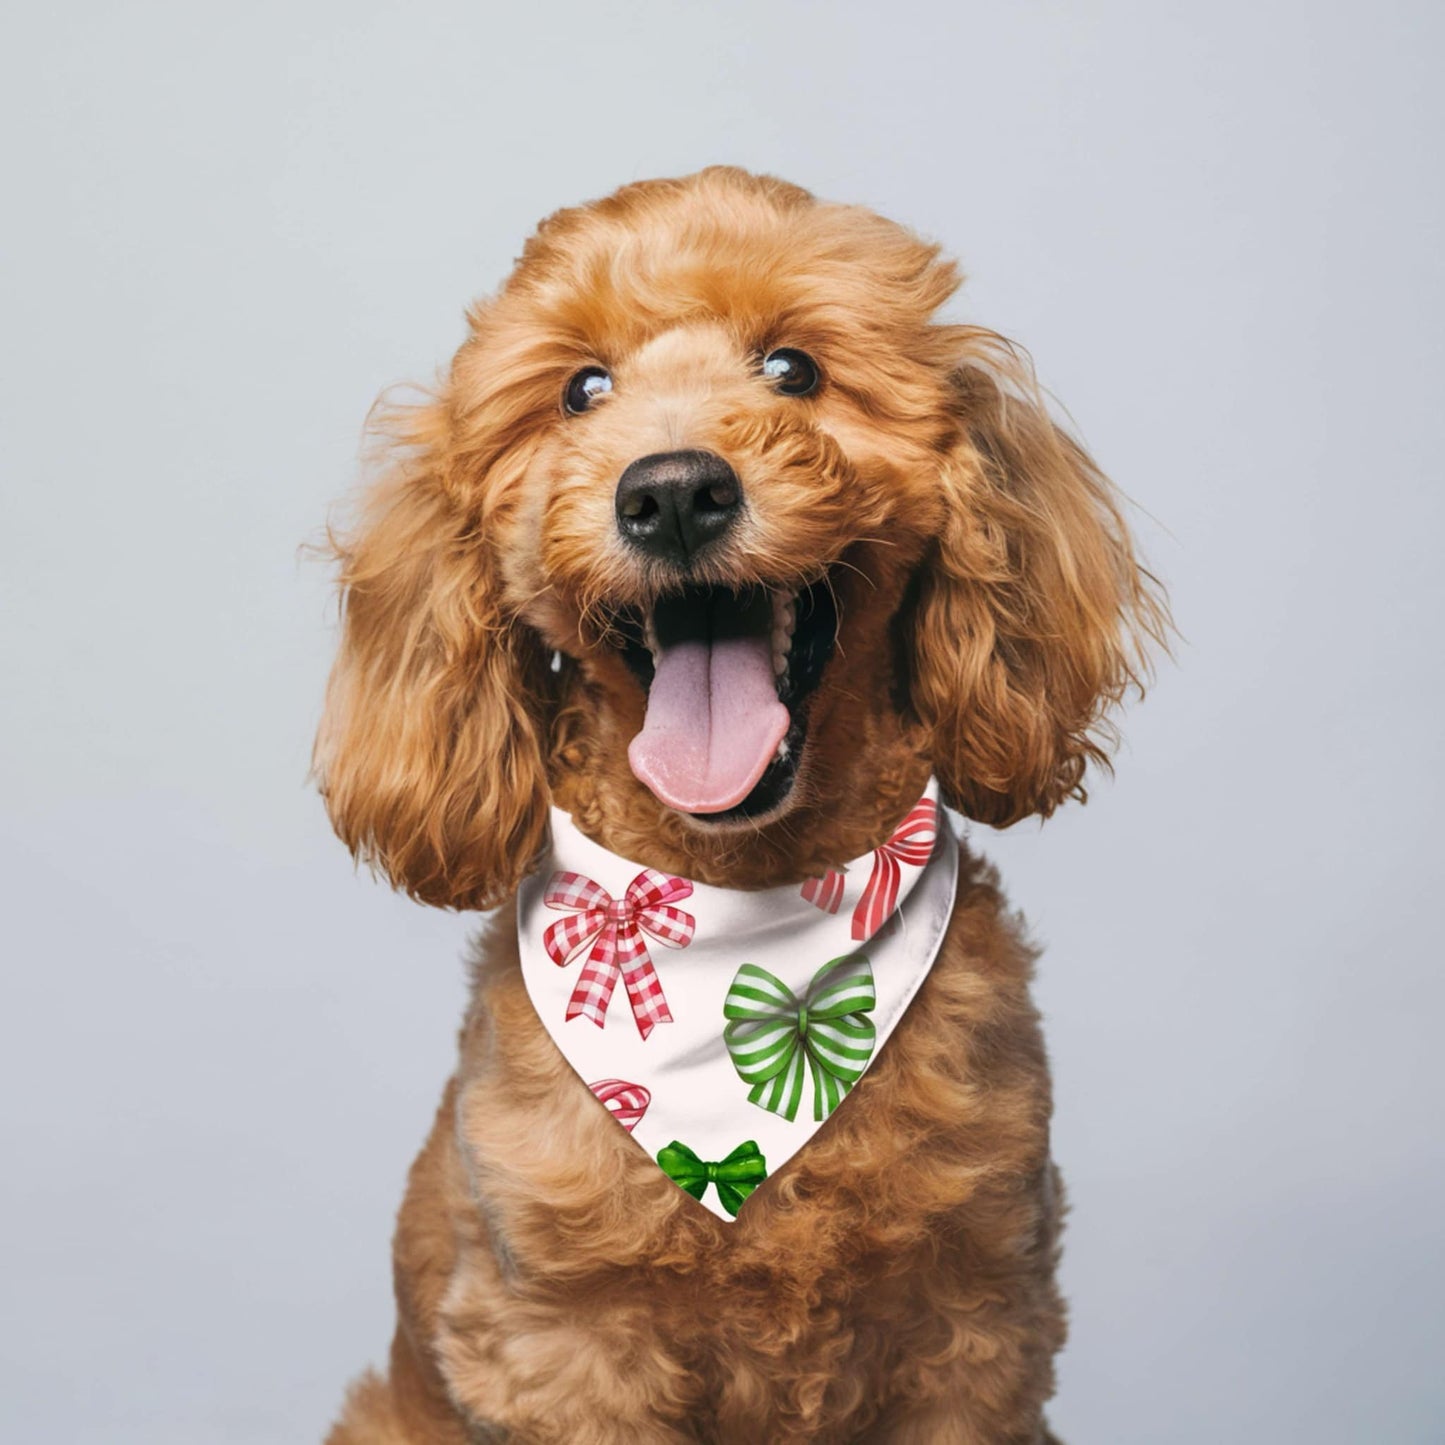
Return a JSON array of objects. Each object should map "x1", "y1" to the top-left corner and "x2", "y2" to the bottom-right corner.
[{"x1": 315, "y1": 166, "x2": 1165, "y2": 1444}]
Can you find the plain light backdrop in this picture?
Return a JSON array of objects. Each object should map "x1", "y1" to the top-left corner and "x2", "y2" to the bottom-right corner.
[{"x1": 2, "y1": 3, "x2": 1441, "y2": 1442}]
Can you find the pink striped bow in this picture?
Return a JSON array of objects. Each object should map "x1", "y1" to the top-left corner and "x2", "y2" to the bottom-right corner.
[
  {"x1": 801, "y1": 797, "x2": 939, "y2": 942},
  {"x1": 588, "y1": 1079, "x2": 651, "y2": 1133},
  {"x1": 542, "y1": 868, "x2": 695, "y2": 1038}
]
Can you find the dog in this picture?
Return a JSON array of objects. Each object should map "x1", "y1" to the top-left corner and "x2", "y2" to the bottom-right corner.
[{"x1": 315, "y1": 166, "x2": 1165, "y2": 1444}]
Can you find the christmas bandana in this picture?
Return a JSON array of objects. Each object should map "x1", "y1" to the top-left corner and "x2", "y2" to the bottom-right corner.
[{"x1": 515, "y1": 779, "x2": 959, "y2": 1222}]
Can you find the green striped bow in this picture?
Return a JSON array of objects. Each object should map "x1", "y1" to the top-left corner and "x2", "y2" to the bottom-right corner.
[
  {"x1": 656, "y1": 1139, "x2": 767, "y2": 1217},
  {"x1": 723, "y1": 955, "x2": 877, "y2": 1123}
]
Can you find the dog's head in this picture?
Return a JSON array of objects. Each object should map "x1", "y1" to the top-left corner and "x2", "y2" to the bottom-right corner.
[{"x1": 316, "y1": 168, "x2": 1165, "y2": 906}]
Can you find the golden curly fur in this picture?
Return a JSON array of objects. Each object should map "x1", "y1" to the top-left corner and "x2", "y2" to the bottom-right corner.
[{"x1": 315, "y1": 167, "x2": 1166, "y2": 1444}]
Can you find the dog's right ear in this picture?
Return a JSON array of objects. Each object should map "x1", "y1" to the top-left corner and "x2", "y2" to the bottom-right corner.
[{"x1": 314, "y1": 389, "x2": 551, "y2": 911}]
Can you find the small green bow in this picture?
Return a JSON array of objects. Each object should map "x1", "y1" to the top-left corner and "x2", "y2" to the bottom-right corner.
[
  {"x1": 723, "y1": 955, "x2": 877, "y2": 1123},
  {"x1": 656, "y1": 1139, "x2": 767, "y2": 1217}
]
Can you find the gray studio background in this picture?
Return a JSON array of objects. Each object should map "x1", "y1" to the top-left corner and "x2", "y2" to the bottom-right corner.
[{"x1": 2, "y1": 3, "x2": 1441, "y2": 1442}]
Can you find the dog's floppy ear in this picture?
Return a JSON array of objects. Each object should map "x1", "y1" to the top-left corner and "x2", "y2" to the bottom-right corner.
[
  {"x1": 314, "y1": 388, "x2": 551, "y2": 910},
  {"x1": 910, "y1": 329, "x2": 1167, "y2": 827}
]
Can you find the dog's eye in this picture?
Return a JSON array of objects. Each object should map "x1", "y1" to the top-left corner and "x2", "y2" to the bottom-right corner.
[
  {"x1": 564, "y1": 366, "x2": 613, "y2": 415},
  {"x1": 762, "y1": 348, "x2": 820, "y2": 397}
]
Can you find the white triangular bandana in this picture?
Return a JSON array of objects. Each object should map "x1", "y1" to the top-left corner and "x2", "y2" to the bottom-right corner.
[{"x1": 516, "y1": 779, "x2": 959, "y2": 1221}]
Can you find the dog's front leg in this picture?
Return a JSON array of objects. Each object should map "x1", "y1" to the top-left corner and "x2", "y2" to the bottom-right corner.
[
  {"x1": 436, "y1": 1283, "x2": 704, "y2": 1445},
  {"x1": 861, "y1": 1398, "x2": 1069, "y2": 1445},
  {"x1": 864, "y1": 1404, "x2": 1062, "y2": 1445},
  {"x1": 466, "y1": 1416, "x2": 697, "y2": 1445},
  {"x1": 458, "y1": 1385, "x2": 701, "y2": 1445}
]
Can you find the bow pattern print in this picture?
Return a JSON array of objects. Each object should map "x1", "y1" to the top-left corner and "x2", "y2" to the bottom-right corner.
[
  {"x1": 542, "y1": 868, "x2": 695, "y2": 1038},
  {"x1": 656, "y1": 1139, "x2": 767, "y2": 1217},
  {"x1": 800, "y1": 797, "x2": 938, "y2": 941},
  {"x1": 588, "y1": 1078, "x2": 652, "y2": 1133},
  {"x1": 723, "y1": 955, "x2": 877, "y2": 1122}
]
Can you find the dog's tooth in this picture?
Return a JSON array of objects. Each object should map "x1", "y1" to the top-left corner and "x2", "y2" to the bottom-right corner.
[
  {"x1": 772, "y1": 648, "x2": 788, "y2": 676},
  {"x1": 775, "y1": 738, "x2": 790, "y2": 761},
  {"x1": 644, "y1": 611, "x2": 660, "y2": 659},
  {"x1": 770, "y1": 589, "x2": 798, "y2": 654}
]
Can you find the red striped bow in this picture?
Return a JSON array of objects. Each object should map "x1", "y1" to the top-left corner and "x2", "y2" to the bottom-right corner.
[
  {"x1": 800, "y1": 797, "x2": 939, "y2": 942},
  {"x1": 542, "y1": 868, "x2": 695, "y2": 1038},
  {"x1": 588, "y1": 1078, "x2": 651, "y2": 1133}
]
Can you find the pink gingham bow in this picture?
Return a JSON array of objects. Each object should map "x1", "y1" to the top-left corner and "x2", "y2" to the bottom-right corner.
[
  {"x1": 801, "y1": 797, "x2": 939, "y2": 941},
  {"x1": 542, "y1": 868, "x2": 695, "y2": 1038}
]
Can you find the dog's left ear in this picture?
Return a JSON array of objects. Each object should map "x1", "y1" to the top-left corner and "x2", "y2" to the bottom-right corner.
[
  {"x1": 314, "y1": 388, "x2": 552, "y2": 910},
  {"x1": 909, "y1": 330, "x2": 1169, "y2": 827}
]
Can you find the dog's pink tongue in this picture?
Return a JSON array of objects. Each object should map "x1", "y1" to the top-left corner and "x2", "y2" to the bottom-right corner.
[{"x1": 628, "y1": 634, "x2": 789, "y2": 813}]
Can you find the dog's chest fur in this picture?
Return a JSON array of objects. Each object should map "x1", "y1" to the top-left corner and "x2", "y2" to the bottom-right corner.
[{"x1": 407, "y1": 853, "x2": 1064, "y2": 1443}]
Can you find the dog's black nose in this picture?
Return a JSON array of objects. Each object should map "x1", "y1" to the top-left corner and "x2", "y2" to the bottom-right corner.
[{"x1": 615, "y1": 450, "x2": 743, "y2": 565}]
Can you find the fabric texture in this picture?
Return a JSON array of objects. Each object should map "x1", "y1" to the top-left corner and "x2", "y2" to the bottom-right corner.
[{"x1": 515, "y1": 779, "x2": 960, "y2": 1221}]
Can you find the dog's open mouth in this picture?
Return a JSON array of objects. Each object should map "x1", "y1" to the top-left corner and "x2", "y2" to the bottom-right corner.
[{"x1": 612, "y1": 578, "x2": 839, "y2": 821}]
